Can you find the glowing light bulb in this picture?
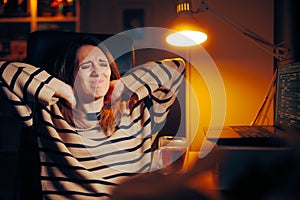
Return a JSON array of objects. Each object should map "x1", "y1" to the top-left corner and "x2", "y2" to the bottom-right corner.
[{"x1": 166, "y1": 30, "x2": 207, "y2": 47}]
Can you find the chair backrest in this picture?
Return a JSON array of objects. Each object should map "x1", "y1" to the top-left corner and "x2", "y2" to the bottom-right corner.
[{"x1": 25, "y1": 30, "x2": 135, "y2": 75}]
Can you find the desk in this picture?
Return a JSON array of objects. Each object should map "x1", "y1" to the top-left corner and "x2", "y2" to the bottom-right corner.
[
  {"x1": 185, "y1": 151, "x2": 221, "y2": 200},
  {"x1": 187, "y1": 139, "x2": 300, "y2": 200},
  {"x1": 111, "y1": 150, "x2": 222, "y2": 200},
  {"x1": 184, "y1": 140, "x2": 300, "y2": 200},
  {"x1": 112, "y1": 142, "x2": 300, "y2": 200}
]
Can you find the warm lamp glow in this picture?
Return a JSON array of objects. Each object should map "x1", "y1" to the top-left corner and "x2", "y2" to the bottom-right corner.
[
  {"x1": 166, "y1": 30, "x2": 207, "y2": 47},
  {"x1": 166, "y1": 12, "x2": 207, "y2": 47},
  {"x1": 167, "y1": 0, "x2": 281, "y2": 58}
]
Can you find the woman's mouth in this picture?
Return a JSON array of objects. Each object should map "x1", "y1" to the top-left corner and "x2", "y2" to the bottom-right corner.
[{"x1": 90, "y1": 79, "x2": 104, "y2": 86}]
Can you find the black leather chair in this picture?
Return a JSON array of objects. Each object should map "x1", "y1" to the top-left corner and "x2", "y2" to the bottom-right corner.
[
  {"x1": 14, "y1": 30, "x2": 184, "y2": 199},
  {"x1": 26, "y1": 31, "x2": 135, "y2": 75}
]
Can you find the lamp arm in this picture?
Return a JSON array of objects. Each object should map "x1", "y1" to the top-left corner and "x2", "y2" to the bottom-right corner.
[
  {"x1": 192, "y1": 0, "x2": 286, "y2": 61},
  {"x1": 251, "y1": 68, "x2": 278, "y2": 125}
]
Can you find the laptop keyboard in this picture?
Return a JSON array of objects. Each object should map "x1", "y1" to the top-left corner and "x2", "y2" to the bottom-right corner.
[
  {"x1": 213, "y1": 126, "x2": 288, "y2": 147},
  {"x1": 232, "y1": 126, "x2": 275, "y2": 138}
]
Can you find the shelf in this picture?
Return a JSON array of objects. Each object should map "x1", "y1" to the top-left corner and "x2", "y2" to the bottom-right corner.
[
  {"x1": 0, "y1": 16, "x2": 78, "y2": 23},
  {"x1": 37, "y1": 16, "x2": 78, "y2": 22},
  {"x1": 0, "y1": 17, "x2": 31, "y2": 22},
  {"x1": 0, "y1": 0, "x2": 80, "y2": 62},
  {"x1": 37, "y1": 22, "x2": 76, "y2": 32},
  {"x1": 0, "y1": 0, "x2": 80, "y2": 32}
]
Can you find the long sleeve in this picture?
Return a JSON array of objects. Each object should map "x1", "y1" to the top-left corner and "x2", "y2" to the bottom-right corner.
[
  {"x1": 121, "y1": 58, "x2": 185, "y2": 101},
  {"x1": 0, "y1": 61, "x2": 66, "y2": 126},
  {"x1": 120, "y1": 58, "x2": 185, "y2": 135}
]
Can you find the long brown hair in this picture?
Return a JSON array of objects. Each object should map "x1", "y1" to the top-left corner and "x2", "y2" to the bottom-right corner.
[{"x1": 54, "y1": 36, "x2": 122, "y2": 134}]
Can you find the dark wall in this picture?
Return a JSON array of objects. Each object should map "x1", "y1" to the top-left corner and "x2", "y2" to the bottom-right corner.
[{"x1": 274, "y1": 0, "x2": 300, "y2": 66}]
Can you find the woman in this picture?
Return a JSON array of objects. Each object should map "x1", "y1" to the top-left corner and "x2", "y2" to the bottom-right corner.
[{"x1": 0, "y1": 36, "x2": 185, "y2": 199}]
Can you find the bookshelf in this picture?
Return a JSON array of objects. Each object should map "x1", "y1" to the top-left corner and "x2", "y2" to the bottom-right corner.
[
  {"x1": 0, "y1": 0, "x2": 80, "y2": 61},
  {"x1": 0, "y1": 1, "x2": 80, "y2": 153}
]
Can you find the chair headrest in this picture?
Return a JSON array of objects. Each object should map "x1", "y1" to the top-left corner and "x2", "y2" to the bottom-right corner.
[{"x1": 26, "y1": 31, "x2": 135, "y2": 75}]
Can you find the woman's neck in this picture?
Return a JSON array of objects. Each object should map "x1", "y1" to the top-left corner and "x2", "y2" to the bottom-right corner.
[{"x1": 77, "y1": 98, "x2": 104, "y2": 113}]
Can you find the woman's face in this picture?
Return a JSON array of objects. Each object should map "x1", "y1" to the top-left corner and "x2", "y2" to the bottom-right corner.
[{"x1": 74, "y1": 45, "x2": 111, "y2": 103}]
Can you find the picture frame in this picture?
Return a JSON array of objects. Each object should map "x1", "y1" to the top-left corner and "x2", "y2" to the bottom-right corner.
[
  {"x1": 122, "y1": 7, "x2": 144, "y2": 31},
  {"x1": 114, "y1": 1, "x2": 152, "y2": 47},
  {"x1": 115, "y1": 1, "x2": 150, "y2": 33}
]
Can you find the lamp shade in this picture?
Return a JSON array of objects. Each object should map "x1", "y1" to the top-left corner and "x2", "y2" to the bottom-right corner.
[{"x1": 166, "y1": 12, "x2": 207, "y2": 47}]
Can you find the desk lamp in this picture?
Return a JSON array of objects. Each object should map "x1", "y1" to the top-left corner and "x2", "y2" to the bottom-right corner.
[
  {"x1": 166, "y1": 0, "x2": 285, "y2": 56},
  {"x1": 166, "y1": 0, "x2": 287, "y2": 125}
]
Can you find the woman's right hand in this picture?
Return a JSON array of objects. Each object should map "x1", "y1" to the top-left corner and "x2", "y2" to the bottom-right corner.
[{"x1": 54, "y1": 83, "x2": 76, "y2": 108}]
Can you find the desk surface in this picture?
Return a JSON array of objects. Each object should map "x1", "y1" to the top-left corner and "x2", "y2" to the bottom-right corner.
[
  {"x1": 187, "y1": 139, "x2": 300, "y2": 200},
  {"x1": 113, "y1": 141, "x2": 300, "y2": 200},
  {"x1": 111, "y1": 150, "x2": 222, "y2": 200},
  {"x1": 185, "y1": 151, "x2": 221, "y2": 199}
]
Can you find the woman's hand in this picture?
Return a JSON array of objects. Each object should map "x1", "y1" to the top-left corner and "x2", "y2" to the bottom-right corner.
[
  {"x1": 105, "y1": 80, "x2": 125, "y2": 105},
  {"x1": 54, "y1": 83, "x2": 76, "y2": 108},
  {"x1": 105, "y1": 80, "x2": 138, "y2": 109}
]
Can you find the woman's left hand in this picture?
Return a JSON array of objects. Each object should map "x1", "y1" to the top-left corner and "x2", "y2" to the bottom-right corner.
[{"x1": 105, "y1": 80, "x2": 125, "y2": 105}]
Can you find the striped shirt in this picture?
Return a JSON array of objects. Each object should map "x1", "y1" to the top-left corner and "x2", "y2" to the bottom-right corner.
[{"x1": 0, "y1": 58, "x2": 185, "y2": 199}]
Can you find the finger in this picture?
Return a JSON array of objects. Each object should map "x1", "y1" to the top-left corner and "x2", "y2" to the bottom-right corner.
[
  {"x1": 66, "y1": 93, "x2": 76, "y2": 108},
  {"x1": 111, "y1": 80, "x2": 124, "y2": 102},
  {"x1": 55, "y1": 84, "x2": 76, "y2": 108}
]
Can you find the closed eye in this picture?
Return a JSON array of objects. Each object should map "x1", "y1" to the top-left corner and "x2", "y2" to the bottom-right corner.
[
  {"x1": 98, "y1": 59, "x2": 109, "y2": 67},
  {"x1": 99, "y1": 63, "x2": 109, "y2": 67},
  {"x1": 80, "y1": 63, "x2": 92, "y2": 70},
  {"x1": 79, "y1": 59, "x2": 109, "y2": 70}
]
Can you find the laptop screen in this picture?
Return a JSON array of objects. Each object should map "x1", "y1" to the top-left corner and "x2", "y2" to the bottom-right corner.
[{"x1": 275, "y1": 62, "x2": 300, "y2": 129}]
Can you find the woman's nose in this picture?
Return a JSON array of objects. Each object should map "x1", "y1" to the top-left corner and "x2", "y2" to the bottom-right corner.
[
  {"x1": 89, "y1": 64, "x2": 97, "y2": 75},
  {"x1": 91, "y1": 63, "x2": 108, "y2": 76}
]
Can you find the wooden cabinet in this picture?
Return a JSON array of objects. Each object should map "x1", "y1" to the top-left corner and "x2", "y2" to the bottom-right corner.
[{"x1": 0, "y1": 0, "x2": 80, "y2": 61}]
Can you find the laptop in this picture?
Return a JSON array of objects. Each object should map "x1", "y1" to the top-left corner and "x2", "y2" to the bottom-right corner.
[{"x1": 204, "y1": 62, "x2": 300, "y2": 147}]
